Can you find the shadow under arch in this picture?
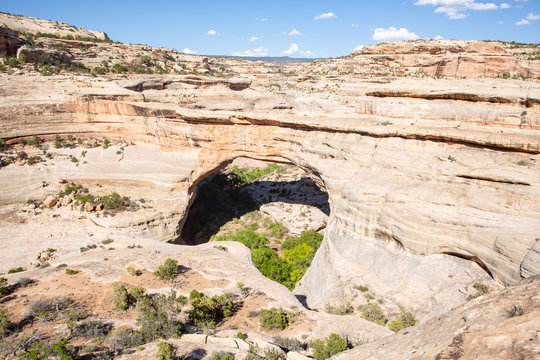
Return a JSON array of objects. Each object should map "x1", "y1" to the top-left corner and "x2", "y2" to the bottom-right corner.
[{"x1": 172, "y1": 155, "x2": 331, "y2": 246}]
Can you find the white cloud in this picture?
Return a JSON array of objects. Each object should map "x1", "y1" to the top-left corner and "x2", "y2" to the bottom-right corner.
[
  {"x1": 282, "y1": 43, "x2": 313, "y2": 56},
  {"x1": 314, "y1": 12, "x2": 337, "y2": 20},
  {"x1": 516, "y1": 12, "x2": 540, "y2": 25},
  {"x1": 414, "y1": 0, "x2": 499, "y2": 19},
  {"x1": 232, "y1": 46, "x2": 269, "y2": 57},
  {"x1": 352, "y1": 45, "x2": 364, "y2": 52},
  {"x1": 497, "y1": 20, "x2": 504, "y2": 24},
  {"x1": 182, "y1": 48, "x2": 198, "y2": 55},
  {"x1": 255, "y1": 17, "x2": 268, "y2": 21},
  {"x1": 283, "y1": 43, "x2": 299, "y2": 55},
  {"x1": 352, "y1": 24, "x2": 359, "y2": 27},
  {"x1": 372, "y1": 26, "x2": 419, "y2": 41},
  {"x1": 500, "y1": 3, "x2": 511, "y2": 8},
  {"x1": 206, "y1": 29, "x2": 217, "y2": 35},
  {"x1": 289, "y1": 29, "x2": 303, "y2": 36},
  {"x1": 434, "y1": 35, "x2": 444, "y2": 39},
  {"x1": 248, "y1": 36, "x2": 259, "y2": 42}
]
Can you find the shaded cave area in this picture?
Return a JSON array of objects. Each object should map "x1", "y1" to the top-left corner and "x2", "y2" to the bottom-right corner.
[{"x1": 176, "y1": 158, "x2": 330, "y2": 246}]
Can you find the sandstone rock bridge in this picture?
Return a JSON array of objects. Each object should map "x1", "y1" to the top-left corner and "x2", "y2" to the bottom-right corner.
[{"x1": 1, "y1": 74, "x2": 539, "y2": 316}]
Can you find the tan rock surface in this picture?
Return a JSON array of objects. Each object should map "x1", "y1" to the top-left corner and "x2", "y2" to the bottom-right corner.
[{"x1": 334, "y1": 276, "x2": 540, "y2": 360}]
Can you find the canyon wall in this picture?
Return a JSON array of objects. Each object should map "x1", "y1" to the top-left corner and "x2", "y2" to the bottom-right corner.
[{"x1": 1, "y1": 72, "x2": 538, "y2": 318}]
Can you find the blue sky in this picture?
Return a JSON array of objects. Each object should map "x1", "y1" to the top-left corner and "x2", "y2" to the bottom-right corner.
[{"x1": 1, "y1": 1, "x2": 539, "y2": 58}]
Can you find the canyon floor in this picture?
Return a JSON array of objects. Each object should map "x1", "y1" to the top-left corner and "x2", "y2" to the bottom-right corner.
[{"x1": 0, "y1": 12, "x2": 539, "y2": 360}]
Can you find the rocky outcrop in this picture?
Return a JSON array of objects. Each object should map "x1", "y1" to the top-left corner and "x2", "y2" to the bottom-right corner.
[
  {"x1": 334, "y1": 276, "x2": 540, "y2": 360},
  {"x1": 0, "y1": 72, "x2": 538, "y2": 321},
  {"x1": 0, "y1": 12, "x2": 108, "y2": 40},
  {"x1": 303, "y1": 40, "x2": 540, "y2": 79},
  {"x1": 0, "y1": 26, "x2": 25, "y2": 57}
]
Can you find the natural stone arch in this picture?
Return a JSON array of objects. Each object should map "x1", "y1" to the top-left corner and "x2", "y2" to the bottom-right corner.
[
  {"x1": 1, "y1": 95, "x2": 538, "y2": 318},
  {"x1": 173, "y1": 153, "x2": 332, "y2": 246}
]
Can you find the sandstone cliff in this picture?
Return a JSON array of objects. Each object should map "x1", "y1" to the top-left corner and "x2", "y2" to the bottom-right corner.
[{"x1": 0, "y1": 13, "x2": 539, "y2": 359}]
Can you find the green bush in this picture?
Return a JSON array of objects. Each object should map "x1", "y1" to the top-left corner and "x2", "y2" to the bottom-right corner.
[
  {"x1": 101, "y1": 192, "x2": 130, "y2": 210},
  {"x1": 19, "y1": 339, "x2": 74, "y2": 360},
  {"x1": 126, "y1": 266, "x2": 142, "y2": 276},
  {"x1": 111, "y1": 63, "x2": 127, "y2": 73},
  {"x1": 355, "y1": 285, "x2": 369, "y2": 292},
  {"x1": 154, "y1": 258, "x2": 179, "y2": 280},
  {"x1": 236, "y1": 331, "x2": 246, "y2": 340},
  {"x1": 6, "y1": 57, "x2": 19, "y2": 67},
  {"x1": 230, "y1": 163, "x2": 283, "y2": 184},
  {"x1": 259, "y1": 307, "x2": 289, "y2": 330},
  {"x1": 65, "y1": 269, "x2": 78, "y2": 275},
  {"x1": 156, "y1": 341, "x2": 175, "y2": 360},
  {"x1": 210, "y1": 352, "x2": 235, "y2": 360},
  {"x1": 0, "y1": 307, "x2": 8, "y2": 337},
  {"x1": 359, "y1": 303, "x2": 386, "y2": 326},
  {"x1": 136, "y1": 294, "x2": 183, "y2": 341},
  {"x1": 311, "y1": 333, "x2": 349, "y2": 360},
  {"x1": 8, "y1": 267, "x2": 24, "y2": 274},
  {"x1": 325, "y1": 303, "x2": 353, "y2": 315},
  {"x1": 467, "y1": 282, "x2": 489, "y2": 301},
  {"x1": 216, "y1": 229, "x2": 268, "y2": 249},
  {"x1": 388, "y1": 320, "x2": 405, "y2": 332},
  {"x1": 113, "y1": 283, "x2": 133, "y2": 311},
  {"x1": 187, "y1": 290, "x2": 234, "y2": 328}
]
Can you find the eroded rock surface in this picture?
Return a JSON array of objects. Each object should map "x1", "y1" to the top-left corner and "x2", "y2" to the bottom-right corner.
[{"x1": 0, "y1": 14, "x2": 539, "y2": 358}]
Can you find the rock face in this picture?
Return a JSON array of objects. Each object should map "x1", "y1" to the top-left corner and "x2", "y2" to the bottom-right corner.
[
  {"x1": 303, "y1": 40, "x2": 540, "y2": 79},
  {"x1": 0, "y1": 14, "x2": 539, "y2": 333},
  {"x1": 334, "y1": 276, "x2": 540, "y2": 360},
  {"x1": 0, "y1": 12, "x2": 108, "y2": 40},
  {"x1": 0, "y1": 26, "x2": 25, "y2": 57}
]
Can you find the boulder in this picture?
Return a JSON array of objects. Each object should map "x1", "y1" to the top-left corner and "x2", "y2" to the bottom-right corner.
[
  {"x1": 43, "y1": 195, "x2": 57, "y2": 208},
  {"x1": 61, "y1": 196, "x2": 72, "y2": 207},
  {"x1": 83, "y1": 202, "x2": 96, "y2": 212}
]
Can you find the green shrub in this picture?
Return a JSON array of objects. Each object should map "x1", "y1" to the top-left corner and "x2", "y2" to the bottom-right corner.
[
  {"x1": 65, "y1": 269, "x2": 78, "y2": 275},
  {"x1": 210, "y1": 352, "x2": 235, "y2": 360},
  {"x1": 18, "y1": 53, "x2": 27, "y2": 63},
  {"x1": 108, "y1": 327, "x2": 144, "y2": 352},
  {"x1": 111, "y1": 63, "x2": 128, "y2": 73},
  {"x1": 325, "y1": 303, "x2": 354, "y2": 315},
  {"x1": 230, "y1": 163, "x2": 283, "y2": 184},
  {"x1": 467, "y1": 282, "x2": 489, "y2": 301},
  {"x1": 156, "y1": 341, "x2": 175, "y2": 360},
  {"x1": 281, "y1": 230, "x2": 323, "y2": 250},
  {"x1": 236, "y1": 331, "x2": 246, "y2": 340},
  {"x1": 6, "y1": 57, "x2": 19, "y2": 67},
  {"x1": 8, "y1": 267, "x2": 24, "y2": 274},
  {"x1": 216, "y1": 229, "x2": 268, "y2": 249},
  {"x1": 113, "y1": 283, "x2": 133, "y2": 311},
  {"x1": 388, "y1": 320, "x2": 405, "y2": 332},
  {"x1": 359, "y1": 303, "x2": 386, "y2": 325},
  {"x1": 19, "y1": 339, "x2": 74, "y2": 360},
  {"x1": 355, "y1": 285, "x2": 369, "y2": 292},
  {"x1": 187, "y1": 290, "x2": 234, "y2": 328},
  {"x1": 0, "y1": 277, "x2": 9, "y2": 296},
  {"x1": 92, "y1": 66, "x2": 108, "y2": 75},
  {"x1": 259, "y1": 307, "x2": 289, "y2": 330},
  {"x1": 136, "y1": 294, "x2": 183, "y2": 341},
  {"x1": 311, "y1": 333, "x2": 349, "y2": 360},
  {"x1": 154, "y1": 258, "x2": 179, "y2": 280},
  {"x1": 126, "y1": 266, "x2": 142, "y2": 276},
  {"x1": 0, "y1": 307, "x2": 8, "y2": 337},
  {"x1": 101, "y1": 192, "x2": 130, "y2": 210}
]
